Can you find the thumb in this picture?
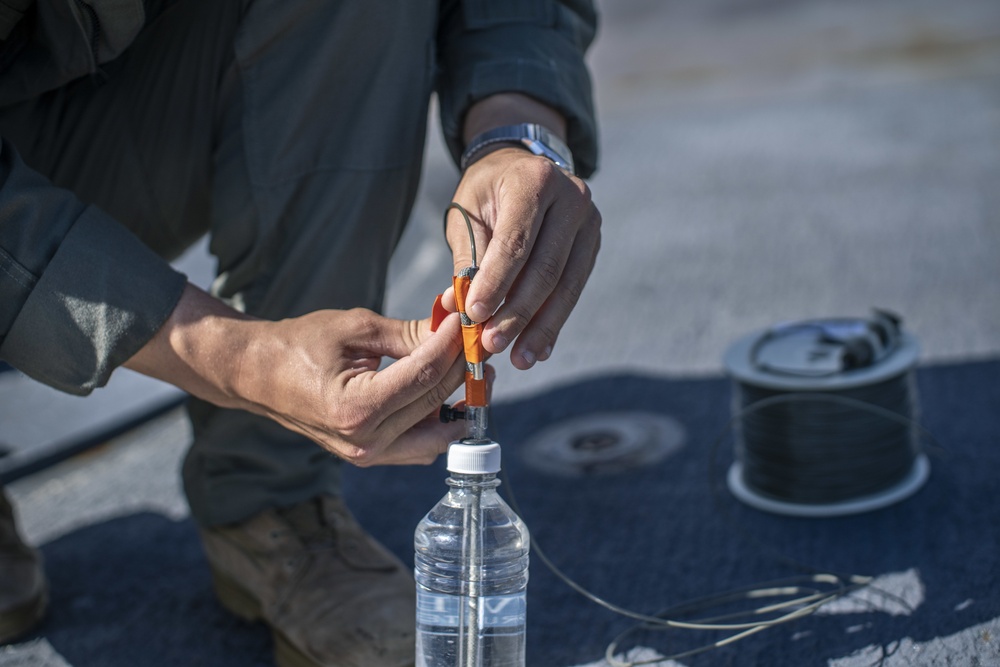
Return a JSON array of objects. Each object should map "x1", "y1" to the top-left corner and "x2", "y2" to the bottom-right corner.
[
  {"x1": 365, "y1": 312, "x2": 462, "y2": 360},
  {"x1": 344, "y1": 311, "x2": 429, "y2": 360}
]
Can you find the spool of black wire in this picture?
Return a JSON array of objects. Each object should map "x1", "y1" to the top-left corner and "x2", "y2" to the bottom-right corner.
[{"x1": 723, "y1": 311, "x2": 929, "y2": 517}]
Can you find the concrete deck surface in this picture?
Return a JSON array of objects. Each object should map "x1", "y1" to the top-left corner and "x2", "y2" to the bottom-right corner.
[{"x1": 2, "y1": 0, "x2": 999, "y2": 665}]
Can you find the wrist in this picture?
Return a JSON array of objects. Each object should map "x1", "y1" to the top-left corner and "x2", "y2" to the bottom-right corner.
[
  {"x1": 462, "y1": 93, "x2": 567, "y2": 145},
  {"x1": 461, "y1": 94, "x2": 574, "y2": 174},
  {"x1": 124, "y1": 284, "x2": 261, "y2": 410}
]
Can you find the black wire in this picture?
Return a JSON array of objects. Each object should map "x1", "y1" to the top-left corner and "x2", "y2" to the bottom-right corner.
[
  {"x1": 492, "y1": 381, "x2": 940, "y2": 665},
  {"x1": 444, "y1": 202, "x2": 477, "y2": 269},
  {"x1": 734, "y1": 372, "x2": 919, "y2": 504},
  {"x1": 439, "y1": 199, "x2": 928, "y2": 663},
  {"x1": 496, "y1": 427, "x2": 867, "y2": 666}
]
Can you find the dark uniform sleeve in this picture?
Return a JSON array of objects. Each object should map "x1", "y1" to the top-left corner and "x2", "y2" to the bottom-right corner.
[
  {"x1": 0, "y1": 138, "x2": 186, "y2": 395},
  {"x1": 436, "y1": 0, "x2": 599, "y2": 178}
]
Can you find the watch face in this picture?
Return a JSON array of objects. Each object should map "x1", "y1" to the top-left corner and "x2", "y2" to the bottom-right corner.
[
  {"x1": 526, "y1": 140, "x2": 573, "y2": 172},
  {"x1": 534, "y1": 127, "x2": 574, "y2": 173}
]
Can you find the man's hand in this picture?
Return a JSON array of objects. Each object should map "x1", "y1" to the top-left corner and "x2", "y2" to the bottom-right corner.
[
  {"x1": 445, "y1": 93, "x2": 601, "y2": 370},
  {"x1": 126, "y1": 284, "x2": 468, "y2": 466},
  {"x1": 446, "y1": 145, "x2": 601, "y2": 371}
]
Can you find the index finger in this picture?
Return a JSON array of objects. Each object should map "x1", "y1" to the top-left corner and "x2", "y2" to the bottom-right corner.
[{"x1": 462, "y1": 192, "x2": 545, "y2": 324}]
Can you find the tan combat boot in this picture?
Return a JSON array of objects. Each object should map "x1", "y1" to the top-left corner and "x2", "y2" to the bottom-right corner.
[
  {"x1": 199, "y1": 496, "x2": 415, "y2": 667},
  {"x1": 0, "y1": 488, "x2": 47, "y2": 644}
]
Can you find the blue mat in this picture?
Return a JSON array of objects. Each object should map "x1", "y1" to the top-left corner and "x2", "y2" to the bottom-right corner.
[{"x1": 21, "y1": 359, "x2": 1000, "y2": 666}]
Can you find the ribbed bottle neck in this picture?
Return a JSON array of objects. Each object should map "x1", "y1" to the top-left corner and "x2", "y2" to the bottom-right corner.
[{"x1": 446, "y1": 472, "x2": 500, "y2": 489}]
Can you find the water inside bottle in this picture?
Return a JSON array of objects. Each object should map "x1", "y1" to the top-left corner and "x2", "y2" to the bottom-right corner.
[{"x1": 414, "y1": 472, "x2": 529, "y2": 667}]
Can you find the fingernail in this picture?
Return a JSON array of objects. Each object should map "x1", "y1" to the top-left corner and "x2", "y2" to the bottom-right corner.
[
  {"x1": 540, "y1": 345, "x2": 553, "y2": 361},
  {"x1": 491, "y1": 332, "x2": 509, "y2": 352},
  {"x1": 468, "y1": 302, "x2": 490, "y2": 323},
  {"x1": 521, "y1": 349, "x2": 536, "y2": 367}
]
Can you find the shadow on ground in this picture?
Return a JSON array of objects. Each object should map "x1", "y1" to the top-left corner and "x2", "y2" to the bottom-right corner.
[
  {"x1": 29, "y1": 513, "x2": 272, "y2": 667},
  {"x1": 21, "y1": 359, "x2": 1000, "y2": 666}
]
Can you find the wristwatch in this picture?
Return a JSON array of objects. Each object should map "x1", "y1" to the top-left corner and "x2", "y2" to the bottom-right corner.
[{"x1": 460, "y1": 123, "x2": 575, "y2": 175}]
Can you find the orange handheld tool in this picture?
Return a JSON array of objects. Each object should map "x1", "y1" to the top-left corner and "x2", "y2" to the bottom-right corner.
[
  {"x1": 442, "y1": 202, "x2": 490, "y2": 441},
  {"x1": 454, "y1": 267, "x2": 487, "y2": 409}
]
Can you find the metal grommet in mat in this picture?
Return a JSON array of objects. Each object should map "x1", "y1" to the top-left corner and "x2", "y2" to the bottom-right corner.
[{"x1": 521, "y1": 411, "x2": 685, "y2": 476}]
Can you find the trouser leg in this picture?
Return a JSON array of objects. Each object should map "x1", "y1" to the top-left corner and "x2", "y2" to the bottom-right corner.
[
  {"x1": 184, "y1": 0, "x2": 438, "y2": 526},
  {"x1": 0, "y1": 0, "x2": 439, "y2": 526}
]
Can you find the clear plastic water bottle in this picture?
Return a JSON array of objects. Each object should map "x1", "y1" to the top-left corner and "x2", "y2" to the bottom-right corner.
[{"x1": 415, "y1": 441, "x2": 530, "y2": 667}]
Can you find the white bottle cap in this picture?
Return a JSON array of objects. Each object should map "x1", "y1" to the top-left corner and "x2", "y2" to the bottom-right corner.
[{"x1": 447, "y1": 442, "x2": 502, "y2": 474}]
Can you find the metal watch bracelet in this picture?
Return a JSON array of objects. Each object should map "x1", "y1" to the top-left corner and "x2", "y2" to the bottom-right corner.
[{"x1": 460, "y1": 123, "x2": 575, "y2": 174}]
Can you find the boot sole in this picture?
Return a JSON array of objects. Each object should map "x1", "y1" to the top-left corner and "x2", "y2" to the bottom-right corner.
[
  {"x1": 0, "y1": 586, "x2": 48, "y2": 645},
  {"x1": 209, "y1": 566, "x2": 262, "y2": 622},
  {"x1": 209, "y1": 567, "x2": 414, "y2": 667},
  {"x1": 209, "y1": 567, "x2": 320, "y2": 667}
]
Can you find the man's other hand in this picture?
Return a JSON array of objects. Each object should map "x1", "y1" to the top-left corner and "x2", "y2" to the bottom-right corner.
[
  {"x1": 126, "y1": 285, "x2": 468, "y2": 466},
  {"x1": 446, "y1": 145, "x2": 601, "y2": 370}
]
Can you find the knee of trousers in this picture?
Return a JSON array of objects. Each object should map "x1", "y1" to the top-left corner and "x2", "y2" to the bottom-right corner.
[{"x1": 208, "y1": 0, "x2": 438, "y2": 319}]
